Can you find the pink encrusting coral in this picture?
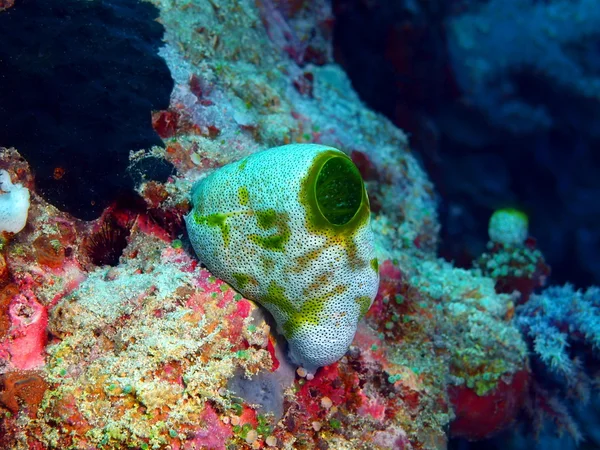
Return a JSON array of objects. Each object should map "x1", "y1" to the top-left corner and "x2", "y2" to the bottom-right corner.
[
  {"x1": 183, "y1": 403, "x2": 233, "y2": 450},
  {"x1": 5, "y1": 287, "x2": 48, "y2": 370}
]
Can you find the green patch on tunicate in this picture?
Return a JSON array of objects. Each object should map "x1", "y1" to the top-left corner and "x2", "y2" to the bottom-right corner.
[
  {"x1": 260, "y1": 283, "x2": 306, "y2": 337},
  {"x1": 249, "y1": 210, "x2": 291, "y2": 252},
  {"x1": 299, "y1": 150, "x2": 371, "y2": 269},
  {"x1": 356, "y1": 296, "x2": 372, "y2": 318},
  {"x1": 250, "y1": 234, "x2": 288, "y2": 251},
  {"x1": 282, "y1": 296, "x2": 326, "y2": 338},
  {"x1": 261, "y1": 281, "x2": 346, "y2": 338},
  {"x1": 370, "y1": 258, "x2": 379, "y2": 272},
  {"x1": 262, "y1": 281, "x2": 295, "y2": 318},
  {"x1": 238, "y1": 187, "x2": 250, "y2": 206},
  {"x1": 261, "y1": 256, "x2": 276, "y2": 271},
  {"x1": 194, "y1": 211, "x2": 231, "y2": 247},
  {"x1": 232, "y1": 273, "x2": 254, "y2": 290},
  {"x1": 238, "y1": 158, "x2": 248, "y2": 171},
  {"x1": 256, "y1": 209, "x2": 278, "y2": 229}
]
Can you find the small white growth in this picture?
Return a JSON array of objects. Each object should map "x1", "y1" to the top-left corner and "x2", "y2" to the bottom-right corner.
[
  {"x1": 488, "y1": 208, "x2": 529, "y2": 246},
  {"x1": 0, "y1": 169, "x2": 30, "y2": 234}
]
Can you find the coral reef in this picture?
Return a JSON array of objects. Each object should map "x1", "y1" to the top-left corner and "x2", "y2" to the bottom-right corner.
[
  {"x1": 500, "y1": 284, "x2": 600, "y2": 447},
  {"x1": 516, "y1": 285, "x2": 599, "y2": 385},
  {"x1": 331, "y1": 0, "x2": 600, "y2": 289},
  {"x1": 474, "y1": 210, "x2": 550, "y2": 305},
  {"x1": 0, "y1": 0, "x2": 536, "y2": 448}
]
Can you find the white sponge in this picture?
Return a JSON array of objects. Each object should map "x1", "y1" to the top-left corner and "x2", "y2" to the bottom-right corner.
[{"x1": 0, "y1": 169, "x2": 30, "y2": 234}]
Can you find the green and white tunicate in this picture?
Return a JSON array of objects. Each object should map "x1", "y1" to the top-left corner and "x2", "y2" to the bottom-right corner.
[
  {"x1": 185, "y1": 144, "x2": 379, "y2": 372},
  {"x1": 489, "y1": 208, "x2": 529, "y2": 247}
]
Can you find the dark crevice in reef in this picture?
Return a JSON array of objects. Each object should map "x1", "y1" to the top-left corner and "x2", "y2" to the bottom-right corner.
[{"x1": 0, "y1": 0, "x2": 174, "y2": 220}]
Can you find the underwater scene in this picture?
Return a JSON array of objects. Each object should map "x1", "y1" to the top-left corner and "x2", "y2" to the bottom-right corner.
[{"x1": 0, "y1": 0, "x2": 599, "y2": 448}]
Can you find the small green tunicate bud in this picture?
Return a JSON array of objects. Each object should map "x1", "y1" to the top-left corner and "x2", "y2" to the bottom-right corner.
[{"x1": 488, "y1": 208, "x2": 529, "y2": 246}]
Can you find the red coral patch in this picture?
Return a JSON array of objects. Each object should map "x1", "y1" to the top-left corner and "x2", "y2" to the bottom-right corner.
[{"x1": 449, "y1": 369, "x2": 529, "y2": 440}]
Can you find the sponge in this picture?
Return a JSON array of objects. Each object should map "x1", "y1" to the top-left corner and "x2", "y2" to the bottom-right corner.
[
  {"x1": 0, "y1": 169, "x2": 30, "y2": 234},
  {"x1": 185, "y1": 144, "x2": 379, "y2": 372}
]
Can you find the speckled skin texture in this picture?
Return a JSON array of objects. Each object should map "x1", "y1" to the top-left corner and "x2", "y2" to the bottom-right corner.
[{"x1": 185, "y1": 144, "x2": 379, "y2": 372}]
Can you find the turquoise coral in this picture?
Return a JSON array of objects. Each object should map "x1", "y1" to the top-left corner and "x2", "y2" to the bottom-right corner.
[
  {"x1": 185, "y1": 143, "x2": 379, "y2": 372},
  {"x1": 516, "y1": 284, "x2": 600, "y2": 380}
]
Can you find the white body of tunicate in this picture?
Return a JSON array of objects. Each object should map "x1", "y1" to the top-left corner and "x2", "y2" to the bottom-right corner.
[{"x1": 185, "y1": 144, "x2": 379, "y2": 373}]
